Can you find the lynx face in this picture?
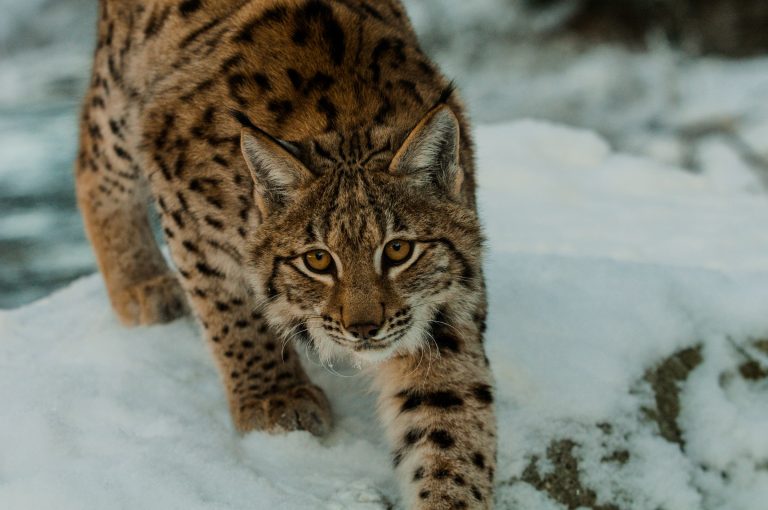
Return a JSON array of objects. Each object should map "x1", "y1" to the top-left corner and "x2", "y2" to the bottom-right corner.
[{"x1": 243, "y1": 105, "x2": 482, "y2": 364}]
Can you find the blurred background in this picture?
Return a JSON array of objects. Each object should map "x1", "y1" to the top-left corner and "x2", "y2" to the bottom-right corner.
[{"x1": 1, "y1": 0, "x2": 768, "y2": 308}]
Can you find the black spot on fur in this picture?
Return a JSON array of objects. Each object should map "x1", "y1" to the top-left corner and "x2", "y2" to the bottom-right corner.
[
  {"x1": 179, "y1": 0, "x2": 202, "y2": 17},
  {"x1": 316, "y1": 96, "x2": 337, "y2": 130},
  {"x1": 305, "y1": 72, "x2": 334, "y2": 92},
  {"x1": 397, "y1": 79, "x2": 423, "y2": 104},
  {"x1": 397, "y1": 389, "x2": 463, "y2": 413},
  {"x1": 212, "y1": 155, "x2": 229, "y2": 167},
  {"x1": 292, "y1": 1, "x2": 345, "y2": 65},
  {"x1": 144, "y1": 6, "x2": 172, "y2": 38},
  {"x1": 433, "y1": 468, "x2": 450, "y2": 479},
  {"x1": 399, "y1": 391, "x2": 422, "y2": 412},
  {"x1": 220, "y1": 54, "x2": 243, "y2": 73},
  {"x1": 404, "y1": 427, "x2": 425, "y2": 445},
  {"x1": 196, "y1": 262, "x2": 224, "y2": 279},
  {"x1": 227, "y1": 73, "x2": 248, "y2": 105},
  {"x1": 373, "y1": 97, "x2": 392, "y2": 124},
  {"x1": 426, "y1": 390, "x2": 463, "y2": 408},
  {"x1": 108, "y1": 119, "x2": 122, "y2": 138},
  {"x1": 171, "y1": 211, "x2": 185, "y2": 228},
  {"x1": 231, "y1": 110, "x2": 257, "y2": 130},
  {"x1": 267, "y1": 99, "x2": 294, "y2": 124},
  {"x1": 369, "y1": 38, "x2": 390, "y2": 82},
  {"x1": 286, "y1": 68, "x2": 303, "y2": 89},
  {"x1": 182, "y1": 240, "x2": 199, "y2": 254},
  {"x1": 435, "y1": 332, "x2": 462, "y2": 353},
  {"x1": 253, "y1": 72, "x2": 272, "y2": 91},
  {"x1": 472, "y1": 452, "x2": 486, "y2": 469},
  {"x1": 204, "y1": 215, "x2": 224, "y2": 230},
  {"x1": 360, "y1": 3, "x2": 384, "y2": 20},
  {"x1": 113, "y1": 145, "x2": 133, "y2": 162},
  {"x1": 472, "y1": 384, "x2": 493, "y2": 405},
  {"x1": 235, "y1": 6, "x2": 288, "y2": 43},
  {"x1": 413, "y1": 466, "x2": 425, "y2": 481},
  {"x1": 428, "y1": 430, "x2": 455, "y2": 449}
]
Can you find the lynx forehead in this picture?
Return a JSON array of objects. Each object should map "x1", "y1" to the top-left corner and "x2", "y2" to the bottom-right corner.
[{"x1": 76, "y1": 1, "x2": 496, "y2": 508}]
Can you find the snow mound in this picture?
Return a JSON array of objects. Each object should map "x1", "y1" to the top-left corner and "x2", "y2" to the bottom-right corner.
[{"x1": 2, "y1": 121, "x2": 768, "y2": 509}]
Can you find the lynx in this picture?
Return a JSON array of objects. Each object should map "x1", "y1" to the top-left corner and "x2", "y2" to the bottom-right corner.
[{"x1": 76, "y1": 1, "x2": 496, "y2": 507}]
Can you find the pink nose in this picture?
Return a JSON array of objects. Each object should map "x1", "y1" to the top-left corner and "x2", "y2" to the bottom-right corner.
[{"x1": 347, "y1": 323, "x2": 380, "y2": 340}]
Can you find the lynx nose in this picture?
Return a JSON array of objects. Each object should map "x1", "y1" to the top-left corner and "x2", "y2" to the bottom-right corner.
[{"x1": 347, "y1": 323, "x2": 380, "y2": 340}]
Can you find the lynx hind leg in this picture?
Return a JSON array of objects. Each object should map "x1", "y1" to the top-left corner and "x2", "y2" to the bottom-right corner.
[{"x1": 76, "y1": 96, "x2": 187, "y2": 326}]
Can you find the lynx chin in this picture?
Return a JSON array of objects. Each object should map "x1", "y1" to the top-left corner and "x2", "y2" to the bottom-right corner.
[{"x1": 76, "y1": 1, "x2": 496, "y2": 508}]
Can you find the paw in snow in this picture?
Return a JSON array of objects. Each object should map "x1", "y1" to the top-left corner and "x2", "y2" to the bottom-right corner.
[
  {"x1": 111, "y1": 272, "x2": 188, "y2": 326},
  {"x1": 234, "y1": 383, "x2": 333, "y2": 437}
]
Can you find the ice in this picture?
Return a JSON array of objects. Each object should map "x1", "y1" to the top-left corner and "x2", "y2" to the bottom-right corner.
[{"x1": 2, "y1": 120, "x2": 767, "y2": 508}]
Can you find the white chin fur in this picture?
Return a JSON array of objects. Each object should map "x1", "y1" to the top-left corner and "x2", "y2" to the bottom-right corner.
[{"x1": 305, "y1": 302, "x2": 437, "y2": 368}]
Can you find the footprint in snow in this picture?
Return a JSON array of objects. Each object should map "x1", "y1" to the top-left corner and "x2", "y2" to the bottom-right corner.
[{"x1": 325, "y1": 480, "x2": 392, "y2": 509}]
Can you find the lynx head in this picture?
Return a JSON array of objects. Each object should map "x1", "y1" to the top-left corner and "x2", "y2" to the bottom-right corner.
[{"x1": 241, "y1": 104, "x2": 483, "y2": 365}]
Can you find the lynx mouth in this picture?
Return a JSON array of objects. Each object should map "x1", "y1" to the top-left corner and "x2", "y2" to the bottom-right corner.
[
  {"x1": 322, "y1": 327, "x2": 411, "y2": 358},
  {"x1": 325, "y1": 331, "x2": 392, "y2": 349}
]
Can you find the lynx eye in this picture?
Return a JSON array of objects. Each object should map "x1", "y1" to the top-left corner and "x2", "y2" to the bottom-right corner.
[
  {"x1": 383, "y1": 239, "x2": 413, "y2": 266},
  {"x1": 304, "y1": 249, "x2": 333, "y2": 273}
]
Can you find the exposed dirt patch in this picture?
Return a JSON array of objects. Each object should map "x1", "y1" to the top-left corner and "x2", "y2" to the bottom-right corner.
[
  {"x1": 737, "y1": 339, "x2": 768, "y2": 381},
  {"x1": 521, "y1": 439, "x2": 620, "y2": 510},
  {"x1": 601, "y1": 449, "x2": 630, "y2": 465},
  {"x1": 642, "y1": 346, "x2": 703, "y2": 446},
  {"x1": 754, "y1": 340, "x2": 768, "y2": 355},
  {"x1": 739, "y1": 360, "x2": 768, "y2": 381}
]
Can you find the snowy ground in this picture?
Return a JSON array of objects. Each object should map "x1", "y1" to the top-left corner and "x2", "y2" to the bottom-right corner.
[{"x1": 2, "y1": 121, "x2": 767, "y2": 509}]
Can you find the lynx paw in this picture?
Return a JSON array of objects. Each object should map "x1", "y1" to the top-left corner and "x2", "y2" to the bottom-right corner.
[
  {"x1": 234, "y1": 384, "x2": 333, "y2": 437},
  {"x1": 112, "y1": 273, "x2": 188, "y2": 326}
]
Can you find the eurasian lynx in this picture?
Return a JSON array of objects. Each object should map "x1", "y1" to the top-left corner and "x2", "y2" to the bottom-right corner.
[{"x1": 76, "y1": 1, "x2": 495, "y2": 507}]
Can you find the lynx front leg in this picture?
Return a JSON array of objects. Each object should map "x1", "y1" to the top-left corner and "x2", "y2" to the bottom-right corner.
[
  {"x1": 166, "y1": 233, "x2": 332, "y2": 435},
  {"x1": 375, "y1": 319, "x2": 496, "y2": 509},
  {"x1": 187, "y1": 279, "x2": 332, "y2": 435}
]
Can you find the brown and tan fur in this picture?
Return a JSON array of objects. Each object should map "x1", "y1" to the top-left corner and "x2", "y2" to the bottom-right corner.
[{"x1": 76, "y1": 0, "x2": 496, "y2": 507}]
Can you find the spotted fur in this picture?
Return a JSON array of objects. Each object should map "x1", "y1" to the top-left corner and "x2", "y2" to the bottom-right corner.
[{"x1": 76, "y1": 1, "x2": 495, "y2": 507}]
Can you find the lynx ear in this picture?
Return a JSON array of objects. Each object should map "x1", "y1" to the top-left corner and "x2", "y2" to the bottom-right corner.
[
  {"x1": 389, "y1": 105, "x2": 464, "y2": 198},
  {"x1": 241, "y1": 127, "x2": 314, "y2": 218}
]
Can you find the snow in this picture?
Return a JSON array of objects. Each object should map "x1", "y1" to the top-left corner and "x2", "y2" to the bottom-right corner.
[{"x1": 2, "y1": 120, "x2": 767, "y2": 509}]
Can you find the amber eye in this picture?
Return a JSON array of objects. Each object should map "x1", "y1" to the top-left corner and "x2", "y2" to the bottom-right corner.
[
  {"x1": 304, "y1": 249, "x2": 333, "y2": 273},
  {"x1": 383, "y1": 239, "x2": 413, "y2": 266}
]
